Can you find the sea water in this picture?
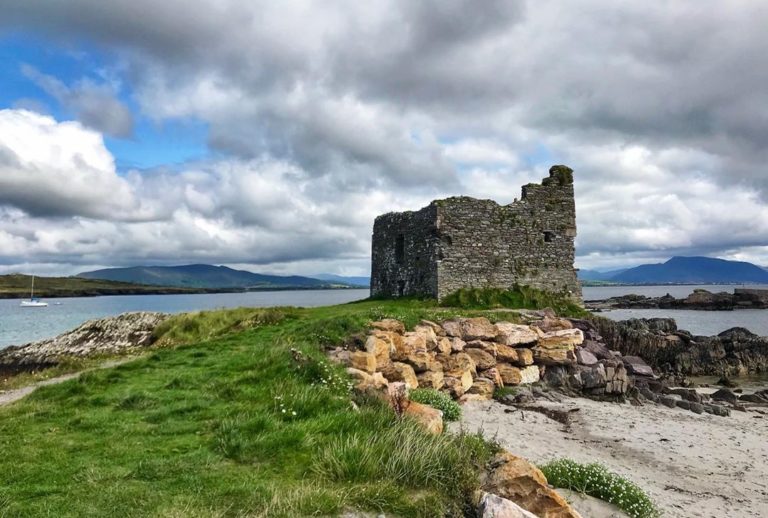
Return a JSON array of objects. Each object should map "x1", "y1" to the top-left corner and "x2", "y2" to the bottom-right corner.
[{"x1": 0, "y1": 289, "x2": 370, "y2": 349}]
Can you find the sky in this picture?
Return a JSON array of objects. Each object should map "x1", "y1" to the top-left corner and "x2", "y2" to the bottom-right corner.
[{"x1": 1, "y1": 0, "x2": 767, "y2": 277}]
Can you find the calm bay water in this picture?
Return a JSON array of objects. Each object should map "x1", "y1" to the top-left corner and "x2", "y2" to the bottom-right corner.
[
  {"x1": 0, "y1": 289, "x2": 370, "y2": 349},
  {"x1": 2, "y1": 284, "x2": 766, "y2": 350},
  {"x1": 584, "y1": 284, "x2": 768, "y2": 337}
]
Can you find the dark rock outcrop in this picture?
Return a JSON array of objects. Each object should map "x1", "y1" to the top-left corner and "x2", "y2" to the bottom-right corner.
[
  {"x1": 587, "y1": 288, "x2": 768, "y2": 311},
  {"x1": 592, "y1": 317, "x2": 768, "y2": 376},
  {"x1": 0, "y1": 312, "x2": 168, "y2": 376}
]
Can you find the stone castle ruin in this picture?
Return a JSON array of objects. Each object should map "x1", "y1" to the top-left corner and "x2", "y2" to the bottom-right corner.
[{"x1": 371, "y1": 165, "x2": 581, "y2": 302}]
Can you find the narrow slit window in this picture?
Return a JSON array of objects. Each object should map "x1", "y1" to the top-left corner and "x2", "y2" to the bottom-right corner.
[
  {"x1": 543, "y1": 231, "x2": 554, "y2": 243},
  {"x1": 395, "y1": 233, "x2": 405, "y2": 264}
]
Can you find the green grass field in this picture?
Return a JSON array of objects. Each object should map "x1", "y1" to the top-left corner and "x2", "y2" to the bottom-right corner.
[{"x1": 0, "y1": 292, "x2": 581, "y2": 517}]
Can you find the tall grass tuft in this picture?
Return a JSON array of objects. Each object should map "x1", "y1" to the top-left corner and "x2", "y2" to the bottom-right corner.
[{"x1": 312, "y1": 418, "x2": 496, "y2": 514}]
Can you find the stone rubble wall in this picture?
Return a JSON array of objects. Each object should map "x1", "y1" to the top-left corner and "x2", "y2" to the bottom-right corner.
[
  {"x1": 371, "y1": 165, "x2": 581, "y2": 302},
  {"x1": 336, "y1": 314, "x2": 633, "y2": 403}
]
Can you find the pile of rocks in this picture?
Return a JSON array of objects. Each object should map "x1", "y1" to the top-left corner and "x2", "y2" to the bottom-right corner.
[{"x1": 333, "y1": 314, "x2": 650, "y2": 402}]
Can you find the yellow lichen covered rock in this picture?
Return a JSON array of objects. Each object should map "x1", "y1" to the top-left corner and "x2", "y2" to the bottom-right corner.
[{"x1": 483, "y1": 451, "x2": 583, "y2": 518}]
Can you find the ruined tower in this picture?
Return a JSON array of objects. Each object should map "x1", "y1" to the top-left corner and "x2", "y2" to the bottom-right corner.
[{"x1": 370, "y1": 165, "x2": 581, "y2": 302}]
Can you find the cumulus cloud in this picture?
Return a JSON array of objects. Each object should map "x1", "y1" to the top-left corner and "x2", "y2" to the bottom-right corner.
[
  {"x1": 0, "y1": 109, "x2": 146, "y2": 219},
  {"x1": 21, "y1": 65, "x2": 134, "y2": 138},
  {"x1": 1, "y1": 1, "x2": 768, "y2": 273}
]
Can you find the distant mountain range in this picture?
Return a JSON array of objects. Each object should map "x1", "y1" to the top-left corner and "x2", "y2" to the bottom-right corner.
[
  {"x1": 579, "y1": 256, "x2": 768, "y2": 285},
  {"x1": 78, "y1": 264, "x2": 369, "y2": 289}
]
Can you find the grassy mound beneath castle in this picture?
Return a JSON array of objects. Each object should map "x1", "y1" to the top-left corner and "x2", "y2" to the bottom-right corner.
[{"x1": 0, "y1": 299, "x2": 518, "y2": 517}]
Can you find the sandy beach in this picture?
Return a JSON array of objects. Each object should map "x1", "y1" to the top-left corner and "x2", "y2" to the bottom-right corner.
[{"x1": 451, "y1": 398, "x2": 768, "y2": 518}]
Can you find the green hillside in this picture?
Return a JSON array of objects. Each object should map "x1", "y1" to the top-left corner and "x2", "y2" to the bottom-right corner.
[
  {"x1": 0, "y1": 274, "x2": 210, "y2": 299},
  {"x1": 78, "y1": 264, "x2": 353, "y2": 289}
]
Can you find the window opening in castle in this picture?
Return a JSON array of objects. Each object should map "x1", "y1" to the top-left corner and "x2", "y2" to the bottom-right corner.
[{"x1": 395, "y1": 233, "x2": 405, "y2": 264}]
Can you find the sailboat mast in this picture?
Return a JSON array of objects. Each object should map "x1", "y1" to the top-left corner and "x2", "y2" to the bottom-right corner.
[{"x1": 31, "y1": 275, "x2": 35, "y2": 299}]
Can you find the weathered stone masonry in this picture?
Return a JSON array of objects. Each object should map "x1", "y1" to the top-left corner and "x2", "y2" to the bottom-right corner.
[{"x1": 371, "y1": 165, "x2": 581, "y2": 301}]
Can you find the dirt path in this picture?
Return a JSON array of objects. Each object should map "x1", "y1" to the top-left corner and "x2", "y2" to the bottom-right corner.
[
  {"x1": 451, "y1": 398, "x2": 768, "y2": 518},
  {"x1": 0, "y1": 358, "x2": 135, "y2": 407}
]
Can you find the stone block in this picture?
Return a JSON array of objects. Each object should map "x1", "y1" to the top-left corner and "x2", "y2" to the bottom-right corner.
[
  {"x1": 381, "y1": 362, "x2": 419, "y2": 389},
  {"x1": 533, "y1": 347, "x2": 576, "y2": 366},
  {"x1": 496, "y1": 344, "x2": 519, "y2": 364},
  {"x1": 370, "y1": 319, "x2": 405, "y2": 334},
  {"x1": 494, "y1": 322, "x2": 538, "y2": 346},
  {"x1": 496, "y1": 363, "x2": 523, "y2": 385},
  {"x1": 537, "y1": 328, "x2": 584, "y2": 349},
  {"x1": 404, "y1": 401, "x2": 443, "y2": 435},
  {"x1": 531, "y1": 316, "x2": 574, "y2": 333},
  {"x1": 417, "y1": 370, "x2": 445, "y2": 390},
  {"x1": 405, "y1": 351, "x2": 437, "y2": 373},
  {"x1": 575, "y1": 348, "x2": 598, "y2": 366},
  {"x1": 465, "y1": 348, "x2": 497, "y2": 370},
  {"x1": 519, "y1": 365, "x2": 540, "y2": 384},
  {"x1": 515, "y1": 348, "x2": 534, "y2": 366},
  {"x1": 622, "y1": 355, "x2": 654, "y2": 377},
  {"x1": 413, "y1": 324, "x2": 439, "y2": 350},
  {"x1": 467, "y1": 377, "x2": 496, "y2": 399},
  {"x1": 350, "y1": 351, "x2": 376, "y2": 373}
]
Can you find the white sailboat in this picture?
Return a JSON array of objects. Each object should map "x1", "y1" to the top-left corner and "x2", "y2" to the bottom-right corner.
[{"x1": 20, "y1": 275, "x2": 48, "y2": 307}]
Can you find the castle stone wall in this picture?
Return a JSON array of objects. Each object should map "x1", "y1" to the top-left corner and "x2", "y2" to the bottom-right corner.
[{"x1": 371, "y1": 165, "x2": 581, "y2": 302}]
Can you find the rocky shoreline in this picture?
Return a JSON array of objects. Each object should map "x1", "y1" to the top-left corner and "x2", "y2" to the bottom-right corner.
[
  {"x1": 0, "y1": 312, "x2": 168, "y2": 377},
  {"x1": 586, "y1": 287, "x2": 768, "y2": 311},
  {"x1": 592, "y1": 316, "x2": 768, "y2": 377}
]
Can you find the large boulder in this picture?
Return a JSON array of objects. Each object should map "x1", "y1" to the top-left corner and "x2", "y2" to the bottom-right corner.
[
  {"x1": 495, "y1": 323, "x2": 538, "y2": 346},
  {"x1": 483, "y1": 451, "x2": 582, "y2": 518},
  {"x1": 443, "y1": 352, "x2": 477, "y2": 377},
  {"x1": 436, "y1": 337, "x2": 454, "y2": 355},
  {"x1": 582, "y1": 340, "x2": 613, "y2": 360},
  {"x1": 405, "y1": 351, "x2": 434, "y2": 373}
]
